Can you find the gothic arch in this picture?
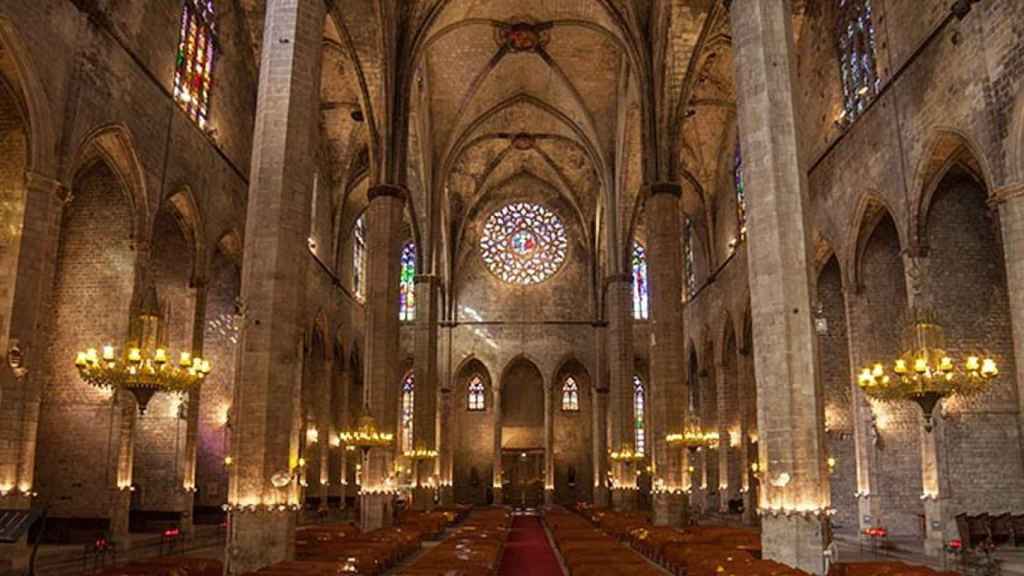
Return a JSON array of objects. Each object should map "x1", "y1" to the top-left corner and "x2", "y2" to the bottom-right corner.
[
  {"x1": 846, "y1": 191, "x2": 906, "y2": 292},
  {"x1": 0, "y1": 17, "x2": 57, "y2": 176}
]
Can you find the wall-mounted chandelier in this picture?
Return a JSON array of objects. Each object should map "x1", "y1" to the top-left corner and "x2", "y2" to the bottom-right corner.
[
  {"x1": 857, "y1": 304, "x2": 997, "y2": 431},
  {"x1": 74, "y1": 284, "x2": 211, "y2": 415}
]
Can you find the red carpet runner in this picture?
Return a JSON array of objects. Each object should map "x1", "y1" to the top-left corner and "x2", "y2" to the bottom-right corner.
[{"x1": 499, "y1": 515, "x2": 564, "y2": 576}]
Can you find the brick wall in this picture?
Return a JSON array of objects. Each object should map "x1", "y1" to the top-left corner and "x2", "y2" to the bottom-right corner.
[
  {"x1": 196, "y1": 251, "x2": 239, "y2": 507},
  {"x1": 130, "y1": 209, "x2": 195, "y2": 512},
  {"x1": 552, "y1": 363, "x2": 593, "y2": 505},
  {"x1": 922, "y1": 173, "x2": 1024, "y2": 514},
  {"x1": 452, "y1": 361, "x2": 494, "y2": 505},
  {"x1": 817, "y1": 256, "x2": 857, "y2": 529},
  {"x1": 36, "y1": 159, "x2": 136, "y2": 519}
]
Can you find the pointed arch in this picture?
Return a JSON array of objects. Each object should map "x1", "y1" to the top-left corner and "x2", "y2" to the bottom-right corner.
[
  {"x1": 69, "y1": 124, "x2": 150, "y2": 243},
  {"x1": 0, "y1": 17, "x2": 57, "y2": 175},
  {"x1": 846, "y1": 191, "x2": 905, "y2": 292}
]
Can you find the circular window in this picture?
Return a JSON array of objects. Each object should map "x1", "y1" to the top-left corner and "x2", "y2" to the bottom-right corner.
[{"x1": 480, "y1": 202, "x2": 567, "y2": 285}]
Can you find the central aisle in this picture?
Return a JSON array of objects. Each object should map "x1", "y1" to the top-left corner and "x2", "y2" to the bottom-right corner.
[{"x1": 499, "y1": 515, "x2": 565, "y2": 576}]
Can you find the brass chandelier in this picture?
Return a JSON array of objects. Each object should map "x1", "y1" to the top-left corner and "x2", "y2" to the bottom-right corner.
[
  {"x1": 609, "y1": 444, "x2": 645, "y2": 464},
  {"x1": 75, "y1": 284, "x2": 211, "y2": 414},
  {"x1": 666, "y1": 421, "x2": 719, "y2": 451},
  {"x1": 339, "y1": 404, "x2": 394, "y2": 454},
  {"x1": 857, "y1": 304, "x2": 997, "y2": 431}
]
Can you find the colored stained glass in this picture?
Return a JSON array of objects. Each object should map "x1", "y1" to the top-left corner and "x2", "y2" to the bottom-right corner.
[
  {"x1": 480, "y1": 202, "x2": 567, "y2": 285},
  {"x1": 634, "y1": 375, "x2": 646, "y2": 456},
  {"x1": 173, "y1": 0, "x2": 216, "y2": 129},
  {"x1": 684, "y1": 218, "x2": 696, "y2": 301},
  {"x1": 468, "y1": 376, "x2": 485, "y2": 411},
  {"x1": 353, "y1": 214, "x2": 366, "y2": 299},
  {"x1": 734, "y1": 140, "x2": 747, "y2": 241},
  {"x1": 400, "y1": 242, "x2": 417, "y2": 321},
  {"x1": 561, "y1": 376, "x2": 579, "y2": 412},
  {"x1": 401, "y1": 372, "x2": 415, "y2": 453},
  {"x1": 632, "y1": 242, "x2": 649, "y2": 320},
  {"x1": 838, "y1": 0, "x2": 879, "y2": 121}
]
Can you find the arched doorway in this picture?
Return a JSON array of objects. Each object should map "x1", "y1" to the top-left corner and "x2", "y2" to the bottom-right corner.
[{"x1": 501, "y1": 357, "x2": 545, "y2": 508}]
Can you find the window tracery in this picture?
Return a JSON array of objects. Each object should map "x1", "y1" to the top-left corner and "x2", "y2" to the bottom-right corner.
[
  {"x1": 632, "y1": 242, "x2": 649, "y2": 320},
  {"x1": 479, "y1": 202, "x2": 567, "y2": 285},
  {"x1": 174, "y1": 0, "x2": 217, "y2": 129},
  {"x1": 684, "y1": 219, "x2": 696, "y2": 301},
  {"x1": 401, "y1": 372, "x2": 415, "y2": 453},
  {"x1": 837, "y1": 0, "x2": 879, "y2": 121},
  {"x1": 468, "y1": 376, "x2": 486, "y2": 411},
  {"x1": 353, "y1": 214, "x2": 366, "y2": 299},
  {"x1": 734, "y1": 140, "x2": 747, "y2": 242},
  {"x1": 561, "y1": 376, "x2": 579, "y2": 412},
  {"x1": 400, "y1": 242, "x2": 416, "y2": 321}
]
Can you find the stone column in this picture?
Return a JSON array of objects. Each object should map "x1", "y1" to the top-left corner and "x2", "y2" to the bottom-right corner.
[
  {"x1": 361, "y1": 184, "x2": 406, "y2": 529},
  {"x1": 317, "y1": 355, "x2": 334, "y2": 512},
  {"x1": 606, "y1": 275, "x2": 637, "y2": 510},
  {"x1": 544, "y1": 384, "x2": 555, "y2": 505},
  {"x1": 996, "y1": 185, "x2": 1024, "y2": 493},
  {"x1": 439, "y1": 386, "x2": 455, "y2": 506},
  {"x1": 492, "y1": 385, "x2": 504, "y2": 505},
  {"x1": 646, "y1": 183, "x2": 688, "y2": 526},
  {"x1": 732, "y1": 1, "x2": 830, "y2": 572},
  {"x1": 716, "y1": 359, "x2": 731, "y2": 513},
  {"x1": 0, "y1": 172, "x2": 66, "y2": 511},
  {"x1": 110, "y1": 394, "x2": 135, "y2": 540},
  {"x1": 738, "y1": 350, "x2": 757, "y2": 525},
  {"x1": 180, "y1": 281, "x2": 209, "y2": 535},
  {"x1": 334, "y1": 367, "x2": 351, "y2": 510},
  {"x1": 225, "y1": 0, "x2": 323, "y2": 571},
  {"x1": 412, "y1": 274, "x2": 439, "y2": 510},
  {"x1": 592, "y1": 387, "x2": 610, "y2": 507}
]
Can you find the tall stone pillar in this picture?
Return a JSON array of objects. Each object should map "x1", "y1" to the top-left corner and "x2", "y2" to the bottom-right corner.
[
  {"x1": 412, "y1": 274, "x2": 439, "y2": 510},
  {"x1": 361, "y1": 184, "x2": 406, "y2": 529},
  {"x1": 996, "y1": 185, "x2": 1024, "y2": 485},
  {"x1": 334, "y1": 368, "x2": 352, "y2": 509},
  {"x1": 0, "y1": 171, "x2": 65, "y2": 510},
  {"x1": 544, "y1": 384, "x2": 555, "y2": 505},
  {"x1": 180, "y1": 282, "x2": 209, "y2": 535},
  {"x1": 732, "y1": 1, "x2": 830, "y2": 572},
  {"x1": 592, "y1": 387, "x2": 609, "y2": 507},
  {"x1": 646, "y1": 183, "x2": 688, "y2": 526},
  {"x1": 225, "y1": 0, "x2": 323, "y2": 571},
  {"x1": 316, "y1": 355, "x2": 334, "y2": 512},
  {"x1": 738, "y1": 350, "x2": 757, "y2": 525},
  {"x1": 716, "y1": 359, "x2": 731, "y2": 513},
  {"x1": 439, "y1": 386, "x2": 454, "y2": 506},
  {"x1": 492, "y1": 385, "x2": 504, "y2": 505},
  {"x1": 606, "y1": 275, "x2": 637, "y2": 510}
]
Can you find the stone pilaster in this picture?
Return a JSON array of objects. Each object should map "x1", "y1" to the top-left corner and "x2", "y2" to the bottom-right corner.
[
  {"x1": 646, "y1": 182, "x2": 688, "y2": 526},
  {"x1": 225, "y1": 0, "x2": 323, "y2": 571},
  {"x1": 996, "y1": 188, "x2": 1024, "y2": 495},
  {"x1": 180, "y1": 281, "x2": 209, "y2": 535},
  {"x1": 606, "y1": 274, "x2": 636, "y2": 508},
  {"x1": 732, "y1": 1, "x2": 830, "y2": 572},
  {"x1": 316, "y1": 355, "x2": 334, "y2": 511},
  {"x1": 334, "y1": 368, "x2": 351, "y2": 509},
  {"x1": 716, "y1": 359, "x2": 731, "y2": 513},
  {"x1": 361, "y1": 184, "x2": 406, "y2": 529},
  {"x1": 412, "y1": 274, "x2": 439, "y2": 510}
]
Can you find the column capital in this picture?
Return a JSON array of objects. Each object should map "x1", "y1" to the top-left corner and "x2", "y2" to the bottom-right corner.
[
  {"x1": 24, "y1": 170, "x2": 70, "y2": 203},
  {"x1": 368, "y1": 184, "x2": 408, "y2": 203},
  {"x1": 646, "y1": 182, "x2": 683, "y2": 199}
]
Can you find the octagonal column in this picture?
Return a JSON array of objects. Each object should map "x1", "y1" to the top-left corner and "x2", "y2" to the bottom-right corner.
[
  {"x1": 544, "y1": 383, "x2": 555, "y2": 505},
  {"x1": 492, "y1": 385, "x2": 504, "y2": 505},
  {"x1": 360, "y1": 184, "x2": 406, "y2": 530},
  {"x1": 646, "y1": 182, "x2": 688, "y2": 526},
  {"x1": 225, "y1": 0, "x2": 323, "y2": 571},
  {"x1": 412, "y1": 274, "x2": 439, "y2": 510},
  {"x1": 606, "y1": 274, "x2": 637, "y2": 510},
  {"x1": 732, "y1": 1, "x2": 830, "y2": 572}
]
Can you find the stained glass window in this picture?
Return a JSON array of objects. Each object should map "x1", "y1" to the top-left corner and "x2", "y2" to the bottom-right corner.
[
  {"x1": 468, "y1": 376, "x2": 485, "y2": 411},
  {"x1": 633, "y1": 375, "x2": 646, "y2": 455},
  {"x1": 734, "y1": 140, "x2": 747, "y2": 242},
  {"x1": 632, "y1": 242, "x2": 649, "y2": 320},
  {"x1": 400, "y1": 242, "x2": 417, "y2": 322},
  {"x1": 561, "y1": 376, "x2": 579, "y2": 412},
  {"x1": 353, "y1": 214, "x2": 366, "y2": 299},
  {"x1": 401, "y1": 372, "x2": 415, "y2": 453},
  {"x1": 684, "y1": 219, "x2": 696, "y2": 301},
  {"x1": 837, "y1": 0, "x2": 879, "y2": 122},
  {"x1": 174, "y1": 0, "x2": 217, "y2": 129},
  {"x1": 480, "y1": 202, "x2": 567, "y2": 285}
]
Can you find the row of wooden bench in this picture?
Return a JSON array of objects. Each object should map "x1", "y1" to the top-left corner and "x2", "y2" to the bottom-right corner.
[{"x1": 955, "y1": 512, "x2": 1024, "y2": 549}]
